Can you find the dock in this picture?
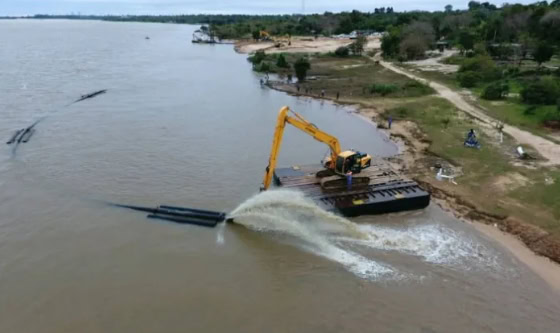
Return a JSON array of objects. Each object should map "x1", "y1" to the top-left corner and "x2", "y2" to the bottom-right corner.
[{"x1": 273, "y1": 160, "x2": 430, "y2": 217}]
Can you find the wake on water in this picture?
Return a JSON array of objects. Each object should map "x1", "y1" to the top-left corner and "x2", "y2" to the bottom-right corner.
[{"x1": 228, "y1": 189, "x2": 500, "y2": 280}]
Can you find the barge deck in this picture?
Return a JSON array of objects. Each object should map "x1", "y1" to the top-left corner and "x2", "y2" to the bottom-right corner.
[{"x1": 273, "y1": 161, "x2": 430, "y2": 217}]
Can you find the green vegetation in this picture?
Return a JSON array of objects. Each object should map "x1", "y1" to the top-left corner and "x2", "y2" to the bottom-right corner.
[
  {"x1": 349, "y1": 35, "x2": 367, "y2": 55},
  {"x1": 294, "y1": 57, "x2": 311, "y2": 82},
  {"x1": 276, "y1": 54, "x2": 289, "y2": 68},
  {"x1": 520, "y1": 77, "x2": 560, "y2": 105},
  {"x1": 334, "y1": 46, "x2": 350, "y2": 57},
  {"x1": 481, "y1": 81, "x2": 509, "y2": 100},
  {"x1": 273, "y1": 55, "x2": 435, "y2": 99},
  {"x1": 457, "y1": 71, "x2": 480, "y2": 88}
]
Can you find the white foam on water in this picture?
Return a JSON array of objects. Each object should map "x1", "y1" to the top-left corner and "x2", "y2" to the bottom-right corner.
[
  {"x1": 229, "y1": 189, "x2": 394, "y2": 280},
  {"x1": 341, "y1": 224, "x2": 501, "y2": 270},
  {"x1": 229, "y1": 189, "x2": 501, "y2": 279}
]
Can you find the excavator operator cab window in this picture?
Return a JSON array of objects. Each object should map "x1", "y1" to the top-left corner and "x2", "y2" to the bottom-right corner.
[
  {"x1": 350, "y1": 155, "x2": 362, "y2": 173},
  {"x1": 336, "y1": 154, "x2": 362, "y2": 174}
]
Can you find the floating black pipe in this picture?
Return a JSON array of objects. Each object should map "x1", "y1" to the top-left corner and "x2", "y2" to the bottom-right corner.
[
  {"x1": 17, "y1": 128, "x2": 31, "y2": 143},
  {"x1": 147, "y1": 214, "x2": 219, "y2": 228},
  {"x1": 6, "y1": 129, "x2": 24, "y2": 144},
  {"x1": 155, "y1": 208, "x2": 224, "y2": 221},
  {"x1": 159, "y1": 205, "x2": 226, "y2": 219},
  {"x1": 74, "y1": 89, "x2": 107, "y2": 103},
  {"x1": 20, "y1": 129, "x2": 35, "y2": 143},
  {"x1": 110, "y1": 203, "x2": 227, "y2": 227}
]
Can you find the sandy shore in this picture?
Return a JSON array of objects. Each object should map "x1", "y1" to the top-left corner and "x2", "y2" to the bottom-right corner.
[
  {"x1": 235, "y1": 36, "x2": 381, "y2": 54},
  {"x1": 473, "y1": 222, "x2": 560, "y2": 291}
]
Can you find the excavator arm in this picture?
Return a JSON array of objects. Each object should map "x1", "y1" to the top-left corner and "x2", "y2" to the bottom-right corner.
[{"x1": 261, "y1": 106, "x2": 342, "y2": 190}]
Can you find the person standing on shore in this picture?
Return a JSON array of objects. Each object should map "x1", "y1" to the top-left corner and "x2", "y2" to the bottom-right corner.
[
  {"x1": 321, "y1": 89, "x2": 325, "y2": 98},
  {"x1": 388, "y1": 116, "x2": 393, "y2": 129},
  {"x1": 336, "y1": 92, "x2": 340, "y2": 100}
]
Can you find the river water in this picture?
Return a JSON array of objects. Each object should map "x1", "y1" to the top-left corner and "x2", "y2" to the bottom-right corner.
[{"x1": 1, "y1": 20, "x2": 559, "y2": 333}]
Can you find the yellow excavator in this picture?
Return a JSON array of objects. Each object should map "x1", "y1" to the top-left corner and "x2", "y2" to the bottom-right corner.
[{"x1": 261, "y1": 107, "x2": 372, "y2": 191}]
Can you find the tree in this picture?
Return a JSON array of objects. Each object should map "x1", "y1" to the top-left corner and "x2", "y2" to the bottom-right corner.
[
  {"x1": 350, "y1": 35, "x2": 367, "y2": 55},
  {"x1": 458, "y1": 31, "x2": 475, "y2": 53},
  {"x1": 533, "y1": 43, "x2": 554, "y2": 67},
  {"x1": 468, "y1": 1, "x2": 481, "y2": 10},
  {"x1": 399, "y1": 21, "x2": 435, "y2": 60},
  {"x1": 400, "y1": 35, "x2": 429, "y2": 60},
  {"x1": 252, "y1": 30, "x2": 260, "y2": 41},
  {"x1": 276, "y1": 54, "x2": 289, "y2": 68},
  {"x1": 381, "y1": 26, "x2": 402, "y2": 58},
  {"x1": 445, "y1": 5, "x2": 453, "y2": 13},
  {"x1": 482, "y1": 81, "x2": 509, "y2": 100},
  {"x1": 294, "y1": 57, "x2": 311, "y2": 82},
  {"x1": 521, "y1": 77, "x2": 560, "y2": 104}
]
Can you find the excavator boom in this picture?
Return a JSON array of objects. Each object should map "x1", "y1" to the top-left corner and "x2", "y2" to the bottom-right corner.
[{"x1": 261, "y1": 107, "x2": 342, "y2": 190}]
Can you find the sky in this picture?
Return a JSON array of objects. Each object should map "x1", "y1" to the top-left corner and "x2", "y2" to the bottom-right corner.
[{"x1": 0, "y1": 0, "x2": 535, "y2": 16}]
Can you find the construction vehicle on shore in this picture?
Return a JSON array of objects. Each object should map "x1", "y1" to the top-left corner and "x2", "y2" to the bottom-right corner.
[{"x1": 261, "y1": 107, "x2": 372, "y2": 192}]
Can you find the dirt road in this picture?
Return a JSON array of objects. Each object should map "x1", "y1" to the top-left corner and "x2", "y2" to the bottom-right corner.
[{"x1": 380, "y1": 60, "x2": 560, "y2": 166}]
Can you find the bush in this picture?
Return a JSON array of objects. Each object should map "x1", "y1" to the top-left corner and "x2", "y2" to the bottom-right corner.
[
  {"x1": 402, "y1": 80, "x2": 435, "y2": 96},
  {"x1": 457, "y1": 71, "x2": 480, "y2": 88},
  {"x1": 276, "y1": 54, "x2": 289, "y2": 68},
  {"x1": 524, "y1": 105, "x2": 537, "y2": 115},
  {"x1": 254, "y1": 62, "x2": 271, "y2": 73},
  {"x1": 369, "y1": 83, "x2": 398, "y2": 96},
  {"x1": 334, "y1": 46, "x2": 350, "y2": 57},
  {"x1": 481, "y1": 81, "x2": 509, "y2": 100},
  {"x1": 520, "y1": 77, "x2": 560, "y2": 105},
  {"x1": 249, "y1": 50, "x2": 266, "y2": 65},
  {"x1": 542, "y1": 109, "x2": 560, "y2": 128},
  {"x1": 459, "y1": 55, "x2": 501, "y2": 81}
]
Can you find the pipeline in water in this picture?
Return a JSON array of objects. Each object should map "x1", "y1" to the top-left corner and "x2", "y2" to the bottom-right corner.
[{"x1": 6, "y1": 129, "x2": 24, "y2": 145}]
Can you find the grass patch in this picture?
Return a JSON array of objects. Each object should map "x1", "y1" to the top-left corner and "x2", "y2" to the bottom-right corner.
[
  {"x1": 297, "y1": 55, "x2": 434, "y2": 99},
  {"x1": 384, "y1": 96, "x2": 560, "y2": 233},
  {"x1": 477, "y1": 98, "x2": 560, "y2": 142}
]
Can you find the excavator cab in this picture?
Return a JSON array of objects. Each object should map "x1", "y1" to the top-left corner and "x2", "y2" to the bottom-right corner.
[{"x1": 334, "y1": 151, "x2": 372, "y2": 175}]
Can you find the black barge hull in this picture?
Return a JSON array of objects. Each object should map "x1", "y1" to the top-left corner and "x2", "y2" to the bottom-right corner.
[{"x1": 273, "y1": 162, "x2": 430, "y2": 217}]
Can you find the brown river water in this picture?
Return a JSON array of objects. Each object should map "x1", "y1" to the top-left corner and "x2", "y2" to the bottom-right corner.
[{"x1": 1, "y1": 20, "x2": 559, "y2": 333}]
